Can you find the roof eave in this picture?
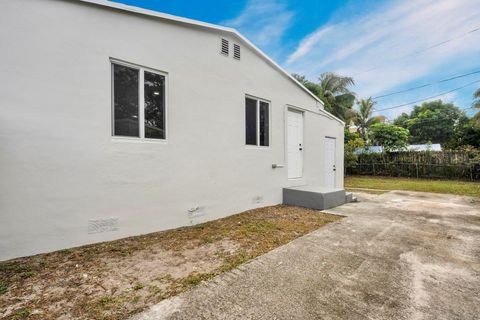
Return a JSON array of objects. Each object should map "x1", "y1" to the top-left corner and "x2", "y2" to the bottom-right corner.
[{"x1": 77, "y1": 0, "x2": 344, "y2": 125}]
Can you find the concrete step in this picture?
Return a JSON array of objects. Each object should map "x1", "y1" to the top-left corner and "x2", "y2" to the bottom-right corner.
[
  {"x1": 283, "y1": 185, "x2": 347, "y2": 210},
  {"x1": 345, "y1": 192, "x2": 358, "y2": 203},
  {"x1": 345, "y1": 192, "x2": 353, "y2": 202}
]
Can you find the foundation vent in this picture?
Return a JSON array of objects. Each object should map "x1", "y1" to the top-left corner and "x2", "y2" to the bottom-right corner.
[
  {"x1": 252, "y1": 196, "x2": 263, "y2": 204},
  {"x1": 88, "y1": 218, "x2": 119, "y2": 234},
  {"x1": 188, "y1": 206, "x2": 206, "y2": 225}
]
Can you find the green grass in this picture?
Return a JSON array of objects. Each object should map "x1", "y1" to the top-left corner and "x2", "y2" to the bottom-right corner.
[
  {"x1": 345, "y1": 176, "x2": 480, "y2": 197},
  {"x1": 132, "y1": 283, "x2": 144, "y2": 291},
  {"x1": 0, "y1": 282, "x2": 7, "y2": 294}
]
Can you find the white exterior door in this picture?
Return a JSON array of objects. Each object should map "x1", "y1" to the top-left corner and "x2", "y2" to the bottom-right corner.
[
  {"x1": 324, "y1": 137, "x2": 336, "y2": 188},
  {"x1": 287, "y1": 109, "x2": 304, "y2": 179}
]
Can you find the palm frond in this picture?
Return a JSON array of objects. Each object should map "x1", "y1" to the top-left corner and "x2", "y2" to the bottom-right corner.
[{"x1": 474, "y1": 88, "x2": 480, "y2": 98}]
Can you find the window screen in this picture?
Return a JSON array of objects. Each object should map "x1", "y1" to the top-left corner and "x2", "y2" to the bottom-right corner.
[
  {"x1": 245, "y1": 97, "x2": 257, "y2": 145},
  {"x1": 144, "y1": 71, "x2": 165, "y2": 139},
  {"x1": 113, "y1": 64, "x2": 139, "y2": 137},
  {"x1": 259, "y1": 101, "x2": 269, "y2": 146}
]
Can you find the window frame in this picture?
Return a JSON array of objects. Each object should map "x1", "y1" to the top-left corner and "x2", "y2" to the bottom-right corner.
[
  {"x1": 245, "y1": 94, "x2": 271, "y2": 148},
  {"x1": 110, "y1": 58, "x2": 168, "y2": 143}
]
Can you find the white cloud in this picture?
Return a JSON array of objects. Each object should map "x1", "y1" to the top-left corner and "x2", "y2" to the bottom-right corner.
[
  {"x1": 285, "y1": 0, "x2": 480, "y2": 101},
  {"x1": 222, "y1": 0, "x2": 294, "y2": 56},
  {"x1": 285, "y1": 26, "x2": 333, "y2": 64}
]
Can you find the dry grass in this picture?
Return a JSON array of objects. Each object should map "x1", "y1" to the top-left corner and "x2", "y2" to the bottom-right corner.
[{"x1": 0, "y1": 205, "x2": 341, "y2": 320}]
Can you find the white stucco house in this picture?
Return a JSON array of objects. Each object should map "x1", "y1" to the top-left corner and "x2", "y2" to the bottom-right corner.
[{"x1": 0, "y1": 0, "x2": 346, "y2": 261}]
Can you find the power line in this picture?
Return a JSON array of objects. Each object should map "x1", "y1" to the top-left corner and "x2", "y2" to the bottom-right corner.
[
  {"x1": 373, "y1": 79, "x2": 480, "y2": 113},
  {"x1": 353, "y1": 26, "x2": 480, "y2": 76},
  {"x1": 373, "y1": 69, "x2": 480, "y2": 99}
]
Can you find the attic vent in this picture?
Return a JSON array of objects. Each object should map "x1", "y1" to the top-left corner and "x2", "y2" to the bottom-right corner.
[
  {"x1": 233, "y1": 44, "x2": 241, "y2": 60},
  {"x1": 221, "y1": 38, "x2": 229, "y2": 56}
]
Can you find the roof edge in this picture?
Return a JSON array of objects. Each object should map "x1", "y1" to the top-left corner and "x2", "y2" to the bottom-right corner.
[{"x1": 76, "y1": 0, "x2": 344, "y2": 125}]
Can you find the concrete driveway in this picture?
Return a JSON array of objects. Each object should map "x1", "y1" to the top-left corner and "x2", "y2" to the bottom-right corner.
[{"x1": 133, "y1": 191, "x2": 480, "y2": 320}]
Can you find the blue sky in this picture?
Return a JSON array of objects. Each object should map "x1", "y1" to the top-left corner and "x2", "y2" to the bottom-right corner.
[{"x1": 114, "y1": 0, "x2": 480, "y2": 120}]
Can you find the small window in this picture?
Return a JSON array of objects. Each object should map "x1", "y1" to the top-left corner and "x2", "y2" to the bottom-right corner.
[
  {"x1": 245, "y1": 96, "x2": 270, "y2": 147},
  {"x1": 221, "y1": 38, "x2": 229, "y2": 56},
  {"x1": 144, "y1": 71, "x2": 166, "y2": 139},
  {"x1": 112, "y1": 61, "x2": 166, "y2": 140},
  {"x1": 113, "y1": 64, "x2": 139, "y2": 137},
  {"x1": 245, "y1": 98, "x2": 257, "y2": 145},
  {"x1": 259, "y1": 101, "x2": 269, "y2": 146},
  {"x1": 233, "y1": 44, "x2": 241, "y2": 60}
]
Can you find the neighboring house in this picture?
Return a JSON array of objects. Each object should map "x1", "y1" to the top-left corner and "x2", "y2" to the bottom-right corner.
[
  {"x1": 347, "y1": 121, "x2": 358, "y2": 133},
  {"x1": 0, "y1": 0, "x2": 346, "y2": 260},
  {"x1": 355, "y1": 144, "x2": 442, "y2": 154}
]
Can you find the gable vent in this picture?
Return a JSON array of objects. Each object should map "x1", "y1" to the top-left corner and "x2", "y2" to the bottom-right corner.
[
  {"x1": 221, "y1": 38, "x2": 229, "y2": 56},
  {"x1": 233, "y1": 44, "x2": 241, "y2": 60}
]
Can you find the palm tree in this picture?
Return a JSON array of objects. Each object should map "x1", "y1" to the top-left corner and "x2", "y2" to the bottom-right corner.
[
  {"x1": 317, "y1": 72, "x2": 356, "y2": 121},
  {"x1": 474, "y1": 88, "x2": 480, "y2": 109},
  {"x1": 354, "y1": 98, "x2": 378, "y2": 141},
  {"x1": 292, "y1": 72, "x2": 356, "y2": 121}
]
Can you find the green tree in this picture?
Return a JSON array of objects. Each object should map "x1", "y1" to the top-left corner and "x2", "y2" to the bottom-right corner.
[
  {"x1": 293, "y1": 72, "x2": 356, "y2": 121},
  {"x1": 318, "y1": 72, "x2": 355, "y2": 121},
  {"x1": 393, "y1": 112, "x2": 409, "y2": 128},
  {"x1": 344, "y1": 129, "x2": 365, "y2": 169},
  {"x1": 473, "y1": 88, "x2": 480, "y2": 109},
  {"x1": 473, "y1": 88, "x2": 480, "y2": 126},
  {"x1": 292, "y1": 74, "x2": 321, "y2": 97},
  {"x1": 353, "y1": 98, "x2": 378, "y2": 141},
  {"x1": 452, "y1": 119, "x2": 480, "y2": 148},
  {"x1": 369, "y1": 123, "x2": 409, "y2": 152},
  {"x1": 393, "y1": 100, "x2": 467, "y2": 145}
]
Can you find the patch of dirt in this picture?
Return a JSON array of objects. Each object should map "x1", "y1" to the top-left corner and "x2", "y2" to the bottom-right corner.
[{"x1": 0, "y1": 205, "x2": 341, "y2": 320}]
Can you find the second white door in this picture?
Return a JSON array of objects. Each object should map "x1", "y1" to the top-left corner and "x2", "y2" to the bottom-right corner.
[
  {"x1": 287, "y1": 109, "x2": 304, "y2": 179},
  {"x1": 324, "y1": 137, "x2": 336, "y2": 188}
]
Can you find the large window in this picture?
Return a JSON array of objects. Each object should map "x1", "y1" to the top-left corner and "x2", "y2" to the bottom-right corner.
[
  {"x1": 112, "y1": 61, "x2": 166, "y2": 140},
  {"x1": 245, "y1": 96, "x2": 270, "y2": 146}
]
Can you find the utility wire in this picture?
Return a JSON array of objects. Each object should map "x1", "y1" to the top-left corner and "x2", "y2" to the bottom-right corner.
[
  {"x1": 353, "y1": 26, "x2": 480, "y2": 76},
  {"x1": 373, "y1": 69, "x2": 480, "y2": 99},
  {"x1": 373, "y1": 79, "x2": 480, "y2": 113}
]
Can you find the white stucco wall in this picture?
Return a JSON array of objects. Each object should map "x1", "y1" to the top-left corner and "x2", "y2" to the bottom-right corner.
[{"x1": 0, "y1": 0, "x2": 344, "y2": 261}]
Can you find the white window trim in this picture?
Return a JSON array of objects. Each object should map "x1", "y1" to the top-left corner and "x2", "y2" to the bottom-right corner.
[
  {"x1": 110, "y1": 58, "x2": 169, "y2": 143},
  {"x1": 245, "y1": 94, "x2": 271, "y2": 149}
]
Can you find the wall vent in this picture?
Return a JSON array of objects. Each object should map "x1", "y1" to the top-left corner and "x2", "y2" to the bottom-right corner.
[
  {"x1": 187, "y1": 206, "x2": 206, "y2": 225},
  {"x1": 221, "y1": 38, "x2": 229, "y2": 56},
  {"x1": 233, "y1": 44, "x2": 241, "y2": 60},
  {"x1": 88, "y1": 218, "x2": 119, "y2": 234},
  {"x1": 252, "y1": 196, "x2": 263, "y2": 204}
]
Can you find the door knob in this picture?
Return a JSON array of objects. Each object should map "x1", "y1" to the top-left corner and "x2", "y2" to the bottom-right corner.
[{"x1": 299, "y1": 148, "x2": 303, "y2": 151}]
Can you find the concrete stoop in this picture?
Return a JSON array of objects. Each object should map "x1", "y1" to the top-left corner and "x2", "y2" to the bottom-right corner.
[{"x1": 283, "y1": 185, "x2": 353, "y2": 210}]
